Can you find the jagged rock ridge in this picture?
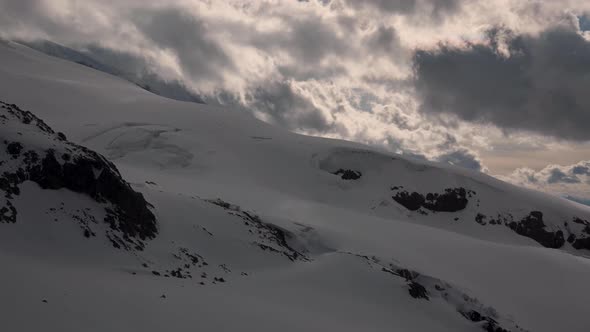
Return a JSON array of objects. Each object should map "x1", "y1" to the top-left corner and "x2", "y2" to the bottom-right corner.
[{"x1": 0, "y1": 100, "x2": 157, "y2": 250}]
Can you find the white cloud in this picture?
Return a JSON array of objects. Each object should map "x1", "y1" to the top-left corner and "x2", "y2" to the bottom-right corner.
[{"x1": 501, "y1": 161, "x2": 590, "y2": 201}]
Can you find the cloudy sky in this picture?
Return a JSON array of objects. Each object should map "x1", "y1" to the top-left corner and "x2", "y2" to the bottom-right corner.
[{"x1": 1, "y1": 0, "x2": 590, "y2": 202}]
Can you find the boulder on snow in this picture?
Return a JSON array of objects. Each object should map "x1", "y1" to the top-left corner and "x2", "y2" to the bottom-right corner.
[
  {"x1": 408, "y1": 281, "x2": 429, "y2": 300},
  {"x1": 333, "y1": 169, "x2": 362, "y2": 180}
]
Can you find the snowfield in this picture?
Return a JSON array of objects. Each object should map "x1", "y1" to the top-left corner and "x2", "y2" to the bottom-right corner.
[{"x1": 1, "y1": 41, "x2": 590, "y2": 332}]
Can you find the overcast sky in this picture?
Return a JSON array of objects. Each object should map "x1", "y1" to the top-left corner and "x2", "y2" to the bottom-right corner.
[{"x1": 1, "y1": 0, "x2": 590, "y2": 201}]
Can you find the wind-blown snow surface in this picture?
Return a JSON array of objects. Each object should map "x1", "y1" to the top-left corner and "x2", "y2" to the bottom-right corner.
[{"x1": 1, "y1": 41, "x2": 590, "y2": 332}]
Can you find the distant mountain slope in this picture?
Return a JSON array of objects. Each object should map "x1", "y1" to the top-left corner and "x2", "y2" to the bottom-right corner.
[
  {"x1": 1, "y1": 100, "x2": 527, "y2": 332},
  {"x1": 316, "y1": 147, "x2": 590, "y2": 251},
  {"x1": 19, "y1": 40, "x2": 205, "y2": 104},
  {"x1": 1, "y1": 40, "x2": 590, "y2": 332}
]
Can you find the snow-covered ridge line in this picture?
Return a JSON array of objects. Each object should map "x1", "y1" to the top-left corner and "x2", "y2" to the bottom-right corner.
[
  {"x1": 0, "y1": 100, "x2": 530, "y2": 331},
  {"x1": 317, "y1": 147, "x2": 590, "y2": 253}
]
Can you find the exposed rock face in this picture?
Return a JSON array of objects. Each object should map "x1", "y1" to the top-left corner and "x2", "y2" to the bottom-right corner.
[
  {"x1": 350, "y1": 255, "x2": 526, "y2": 332},
  {"x1": 206, "y1": 198, "x2": 307, "y2": 261},
  {"x1": 568, "y1": 217, "x2": 590, "y2": 250},
  {"x1": 392, "y1": 187, "x2": 473, "y2": 212},
  {"x1": 333, "y1": 169, "x2": 362, "y2": 180},
  {"x1": 572, "y1": 237, "x2": 590, "y2": 250},
  {"x1": 392, "y1": 191, "x2": 424, "y2": 211},
  {"x1": 507, "y1": 211, "x2": 564, "y2": 249},
  {"x1": 460, "y1": 310, "x2": 510, "y2": 332},
  {"x1": 0, "y1": 100, "x2": 157, "y2": 250},
  {"x1": 423, "y1": 188, "x2": 471, "y2": 212},
  {"x1": 475, "y1": 213, "x2": 487, "y2": 225},
  {"x1": 6, "y1": 142, "x2": 23, "y2": 156},
  {"x1": 389, "y1": 183, "x2": 581, "y2": 252},
  {"x1": 471, "y1": 211, "x2": 590, "y2": 252},
  {"x1": 408, "y1": 281, "x2": 429, "y2": 300}
]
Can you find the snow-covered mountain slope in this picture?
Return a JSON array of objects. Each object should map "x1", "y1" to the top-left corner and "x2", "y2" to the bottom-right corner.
[
  {"x1": 18, "y1": 39, "x2": 205, "y2": 104},
  {"x1": 1, "y1": 41, "x2": 590, "y2": 332}
]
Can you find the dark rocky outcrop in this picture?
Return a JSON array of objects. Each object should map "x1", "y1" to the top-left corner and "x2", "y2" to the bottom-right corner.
[
  {"x1": 572, "y1": 217, "x2": 590, "y2": 234},
  {"x1": 462, "y1": 310, "x2": 486, "y2": 322},
  {"x1": 0, "y1": 101, "x2": 157, "y2": 249},
  {"x1": 352, "y1": 254, "x2": 525, "y2": 332},
  {"x1": 475, "y1": 213, "x2": 487, "y2": 225},
  {"x1": 390, "y1": 185, "x2": 584, "y2": 252},
  {"x1": 572, "y1": 237, "x2": 590, "y2": 250},
  {"x1": 564, "y1": 218, "x2": 590, "y2": 250},
  {"x1": 392, "y1": 187, "x2": 473, "y2": 212},
  {"x1": 473, "y1": 213, "x2": 515, "y2": 227},
  {"x1": 206, "y1": 198, "x2": 307, "y2": 261},
  {"x1": 392, "y1": 191, "x2": 424, "y2": 211},
  {"x1": 424, "y1": 188, "x2": 471, "y2": 212},
  {"x1": 333, "y1": 169, "x2": 362, "y2": 180},
  {"x1": 507, "y1": 211, "x2": 564, "y2": 249},
  {"x1": 474, "y1": 212, "x2": 590, "y2": 251},
  {"x1": 0, "y1": 200, "x2": 17, "y2": 223},
  {"x1": 6, "y1": 142, "x2": 23, "y2": 157},
  {"x1": 460, "y1": 310, "x2": 510, "y2": 332},
  {"x1": 408, "y1": 281, "x2": 429, "y2": 300}
]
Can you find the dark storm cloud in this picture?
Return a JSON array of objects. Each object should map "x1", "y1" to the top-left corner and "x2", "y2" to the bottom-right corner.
[
  {"x1": 579, "y1": 15, "x2": 590, "y2": 31},
  {"x1": 366, "y1": 25, "x2": 403, "y2": 57},
  {"x1": 250, "y1": 16, "x2": 351, "y2": 65},
  {"x1": 0, "y1": 0, "x2": 72, "y2": 39},
  {"x1": 346, "y1": 0, "x2": 416, "y2": 14},
  {"x1": 287, "y1": 18, "x2": 348, "y2": 63},
  {"x1": 572, "y1": 165, "x2": 590, "y2": 175},
  {"x1": 277, "y1": 63, "x2": 347, "y2": 81},
  {"x1": 413, "y1": 25, "x2": 590, "y2": 141},
  {"x1": 215, "y1": 81, "x2": 331, "y2": 133},
  {"x1": 429, "y1": 0, "x2": 462, "y2": 17},
  {"x1": 436, "y1": 133, "x2": 458, "y2": 150},
  {"x1": 547, "y1": 168, "x2": 580, "y2": 184},
  {"x1": 82, "y1": 45, "x2": 151, "y2": 76},
  {"x1": 132, "y1": 8, "x2": 233, "y2": 80},
  {"x1": 83, "y1": 46, "x2": 206, "y2": 103},
  {"x1": 436, "y1": 149, "x2": 483, "y2": 171},
  {"x1": 345, "y1": 0, "x2": 461, "y2": 19},
  {"x1": 0, "y1": 0, "x2": 38, "y2": 23}
]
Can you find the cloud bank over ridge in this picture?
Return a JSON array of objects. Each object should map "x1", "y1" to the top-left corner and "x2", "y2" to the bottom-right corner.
[{"x1": 1, "y1": 0, "x2": 590, "y2": 199}]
